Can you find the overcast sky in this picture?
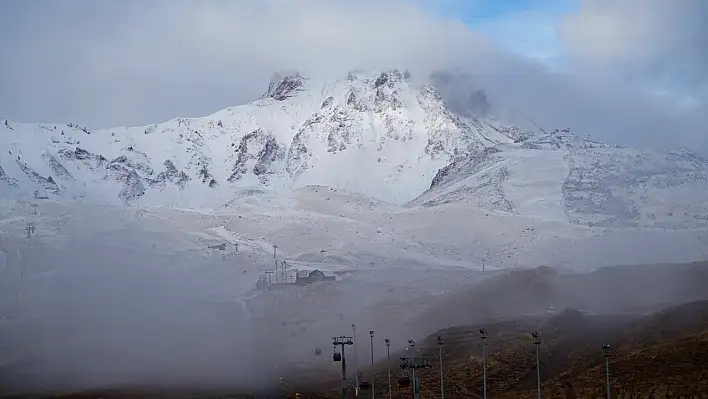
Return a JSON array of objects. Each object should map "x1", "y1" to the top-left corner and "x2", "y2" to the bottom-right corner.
[{"x1": 1, "y1": 0, "x2": 706, "y2": 153}]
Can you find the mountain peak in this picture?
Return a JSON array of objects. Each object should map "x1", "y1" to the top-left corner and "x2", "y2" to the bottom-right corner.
[
  {"x1": 345, "y1": 68, "x2": 411, "y2": 83},
  {"x1": 3, "y1": 68, "x2": 707, "y2": 229},
  {"x1": 263, "y1": 72, "x2": 306, "y2": 101}
]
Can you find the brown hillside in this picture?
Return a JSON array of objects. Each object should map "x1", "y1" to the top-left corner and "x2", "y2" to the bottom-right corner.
[{"x1": 299, "y1": 300, "x2": 708, "y2": 398}]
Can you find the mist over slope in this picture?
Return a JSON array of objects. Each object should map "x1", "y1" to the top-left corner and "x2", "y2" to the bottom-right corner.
[{"x1": 2, "y1": 197, "x2": 708, "y2": 395}]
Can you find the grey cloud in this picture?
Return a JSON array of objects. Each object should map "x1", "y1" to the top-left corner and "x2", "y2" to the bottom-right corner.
[
  {"x1": 0, "y1": 0, "x2": 705, "y2": 155},
  {"x1": 0, "y1": 0, "x2": 484, "y2": 128},
  {"x1": 559, "y1": 0, "x2": 708, "y2": 97}
]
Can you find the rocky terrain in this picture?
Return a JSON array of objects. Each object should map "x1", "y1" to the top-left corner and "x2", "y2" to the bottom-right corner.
[{"x1": 3, "y1": 70, "x2": 708, "y2": 230}]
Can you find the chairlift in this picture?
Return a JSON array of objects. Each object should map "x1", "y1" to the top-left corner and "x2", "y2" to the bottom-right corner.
[{"x1": 397, "y1": 375, "x2": 411, "y2": 388}]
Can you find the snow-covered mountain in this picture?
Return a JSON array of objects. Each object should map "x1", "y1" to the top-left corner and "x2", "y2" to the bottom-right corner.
[
  {"x1": 2, "y1": 69, "x2": 708, "y2": 229},
  {"x1": 410, "y1": 128, "x2": 708, "y2": 229},
  {"x1": 0, "y1": 69, "x2": 530, "y2": 207}
]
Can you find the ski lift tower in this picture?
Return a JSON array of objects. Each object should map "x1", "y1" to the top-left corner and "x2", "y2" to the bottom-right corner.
[
  {"x1": 399, "y1": 340, "x2": 432, "y2": 399},
  {"x1": 333, "y1": 336, "x2": 355, "y2": 399}
]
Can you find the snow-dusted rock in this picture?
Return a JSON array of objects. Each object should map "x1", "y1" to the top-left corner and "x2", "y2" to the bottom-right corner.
[
  {"x1": 1, "y1": 70, "x2": 707, "y2": 227},
  {"x1": 411, "y1": 127, "x2": 708, "y2": 229}
]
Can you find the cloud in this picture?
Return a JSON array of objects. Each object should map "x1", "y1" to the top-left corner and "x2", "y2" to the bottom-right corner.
[
  {"x1": 0, "y1": 0, "x2": 705, "y2": 154},
  {"x1": 0, "y1": 0, "x2": 487, "y2": 128},
  {"x1": 559, "y1": 0, "x2": 708, "y2": 97}
]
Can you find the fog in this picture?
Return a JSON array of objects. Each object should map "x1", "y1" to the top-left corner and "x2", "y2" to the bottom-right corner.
[
  {"x1": 0, "y1": 202, "x2": 481, "y2": 395},
  {"x1": 0, "y1": 209, "x2": 270, "y2": 394},
  {"x1": 2, "y1": 200, "x2": 708, "y2": 395}
]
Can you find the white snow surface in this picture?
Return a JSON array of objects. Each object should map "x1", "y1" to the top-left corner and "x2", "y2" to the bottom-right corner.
[
  {"x1": 3, "y1": 71, "x2": 706, "y2": 230},
  {"x1": 0, "y1": 70, "x2": 526, "y2": 208},
  {"x1": 410, "y1": 129, "x2": 708, "y2": 229}
]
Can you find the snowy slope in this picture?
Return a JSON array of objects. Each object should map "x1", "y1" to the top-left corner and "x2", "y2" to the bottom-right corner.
[
  {"x1": 2, "y1": 70, "x2": 707, "y2": 230},
  {"x1": 0, "y1": 70, "x2": 534, "y2": 207},
  {"x1": 410, "y1": 128, "x2": 708, "y2": 229}
]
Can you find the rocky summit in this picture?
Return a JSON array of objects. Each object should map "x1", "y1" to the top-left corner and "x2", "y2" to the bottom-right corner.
[{"x1": 2, "y1": 69, "x2": 708, "y2": 230}]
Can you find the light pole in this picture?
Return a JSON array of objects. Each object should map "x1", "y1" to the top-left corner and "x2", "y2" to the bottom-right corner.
[
  {"x1": 409, "y1": 339, "x2": 418, "y2": 399},
  {"x1": 532, "y1": 332, "x2": 541, "y2": 399},
  {"x1": 353, "y1": 324, "x2": 360, "y2": 396},
  {"x1": 385, "y1": 339, "x2": 392, "y2": 399},
  {"x1": 437, "y1": 336, "x2": 444, "y2": 399},
  {"x1": 480, "y1": 328, "x2": 488, "y2": 399},
  {"x1": 369, "y1": 330, "x2": 375, "y2": 399},
  {"x1": 602, "y1": 343, "x2": 611, "y2": 399}
]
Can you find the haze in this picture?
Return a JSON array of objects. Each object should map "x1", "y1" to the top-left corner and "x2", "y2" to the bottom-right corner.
[
  {"x1": 0, "y1": 0, "x2": 706, "y2": 154},
  {"x1": 2, "y1": 0, "x2": 708, "y2": 396}
]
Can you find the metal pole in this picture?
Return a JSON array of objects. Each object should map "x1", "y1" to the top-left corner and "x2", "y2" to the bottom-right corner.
[
  {"x1": 412, "y1": 367, "x2": 419, "y2": 399},
  {"x1": 409, "y1": 340, "x2": 419, "y2": 399},
  {"x1": 482, "y1": 338, "x2": 487, "y2": 399},
  {"x1": 369, "y1": 330, "x2": 375, "y2": 399},
  {"x1": 385, "y1": 339, "x2": 391, "y2": 399},
  {"x1": 342, "y1": 345, "x2": 348, "y2": 399},
  {"x1": 274, "y1": 259, "x2": 279, "y2": 283},
  {"x1": 531, "y1": 332, "x2": 542, "y2": 399},
  {"x1": 605, "y1": 357, "x2": 610, "y2": 399},
  {"x1": 334, "y1": 336, "x2": 354, "y2": 399},
  {"x1": 439, "y1": 346, "x2": 444, "y2": 399},
  {"x1": 353, "y1": 324, "x2": 360, "y2": 396},
  {"x1": 536, "y1": 344, "x2": 541, "y2": 399},
  {"x1": 603, "y1": 343, "x2": 611, "y2": 399},
  {"x1": 438, "y1": 336, "x2": 444, "y2": 399},
  {"x1": 480, "y1": 328, "x2": 488, "y2": 399}
]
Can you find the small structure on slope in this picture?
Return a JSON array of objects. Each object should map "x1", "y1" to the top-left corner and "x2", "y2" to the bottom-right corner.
[
  {"x1": 255, "y1": 268, "x2": 335, "y2": 291},
  {"x1": 296, "y1": 269, "x2": 335, "y2": 285}
]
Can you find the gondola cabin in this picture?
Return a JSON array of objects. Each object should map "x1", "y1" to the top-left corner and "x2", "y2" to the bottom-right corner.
[{"x1": 397, "y1": 375, "x2": 411, "y2": 388}]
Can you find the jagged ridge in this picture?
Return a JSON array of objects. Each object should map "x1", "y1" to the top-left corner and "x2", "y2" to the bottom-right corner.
[
  {"x1": 2, "y1": 69, "x2": 706, "y2": 229},
  {"x1": 0, "y1": 69, "x2": 534, "y2": 207}
]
